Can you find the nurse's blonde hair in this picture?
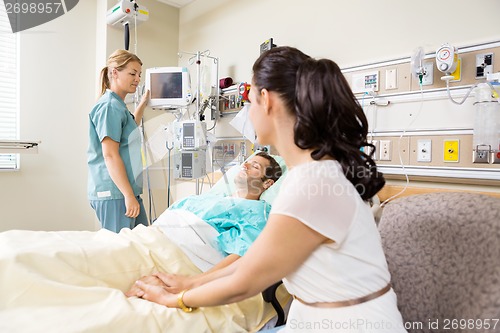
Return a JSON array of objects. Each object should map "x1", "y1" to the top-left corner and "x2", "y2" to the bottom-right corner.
[{"x1": 99, "y1": 49, "x2": 143, "y2": 96}]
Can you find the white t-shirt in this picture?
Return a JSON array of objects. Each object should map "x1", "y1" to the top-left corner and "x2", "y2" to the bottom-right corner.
[{"x1": 271, "y1": 160, "x2": 406, "y2": 332}]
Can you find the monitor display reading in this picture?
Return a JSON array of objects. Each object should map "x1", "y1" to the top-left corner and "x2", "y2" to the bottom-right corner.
[
  {"x1": 183, "y1": 123, "x2": 194, "y2": 137},
  {"x1": 182, "y1": 153, "x2": 192, "y2": 168},
  {"x1": 150, "y1": 72, "x2": 183, "y2": 99}
]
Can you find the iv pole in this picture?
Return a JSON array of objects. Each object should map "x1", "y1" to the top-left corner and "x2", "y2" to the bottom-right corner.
[
  {"x1": 128, "y1": 3, "x2": 155, "y2": 223},
  {"x1": 178, "y1": 50, "x2": 219, "y2": 195}
]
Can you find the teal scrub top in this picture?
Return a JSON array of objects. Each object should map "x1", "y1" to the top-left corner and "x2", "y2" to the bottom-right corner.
[
  {"x1": 169, "y1": 192, "x2": 271, "y2": 256},
  {"x1": 87, "y1": 90, "x2": 143, "y2": 200}
]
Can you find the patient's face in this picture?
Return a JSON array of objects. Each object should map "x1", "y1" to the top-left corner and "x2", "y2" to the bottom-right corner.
[{"x1": 234, "y1": 156, "x2": 270, "y2": 196}]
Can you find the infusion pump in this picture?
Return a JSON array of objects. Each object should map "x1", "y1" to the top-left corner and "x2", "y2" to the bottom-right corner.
[
  {"x1": 172, "y1": 120, "x2": 208, "y2": 179},
  {"x1": 174, "y1": 150, "x2": 206, "y2": 179},
  {"x1": 173, "y1": 120, "x2": 207, "y2": 150}
]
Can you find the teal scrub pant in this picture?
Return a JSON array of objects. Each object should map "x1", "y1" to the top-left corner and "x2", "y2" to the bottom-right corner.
[{"x1": 90, "y1": 196, "x2": 149, "y2": 232}]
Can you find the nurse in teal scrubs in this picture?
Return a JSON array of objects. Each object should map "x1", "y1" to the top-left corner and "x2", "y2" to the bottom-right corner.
[{"x1": 87, "y1": 49, "x2": 150, "y2": 232}]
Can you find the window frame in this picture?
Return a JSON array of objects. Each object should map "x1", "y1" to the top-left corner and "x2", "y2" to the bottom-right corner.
[{"x1": 0, "y1": 4, "x2": 20, "y2": 170}]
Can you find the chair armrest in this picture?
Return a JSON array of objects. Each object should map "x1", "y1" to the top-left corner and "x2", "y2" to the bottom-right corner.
[{"x1": 262, "y1": 281, "x2": 285, "y2": 327}]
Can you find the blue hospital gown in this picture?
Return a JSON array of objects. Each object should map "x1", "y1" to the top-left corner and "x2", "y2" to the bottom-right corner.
[{"x1": 169, "y1": 193, "x2": 271, "y2": 256}]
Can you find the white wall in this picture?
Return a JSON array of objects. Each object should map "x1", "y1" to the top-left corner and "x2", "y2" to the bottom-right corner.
[
  {"x1": 179, "y1": 0, "x2": 500, "y2": 78},
  {"x1": 175, "y1": 0, "x2": 500, "y2": 198},
  {"x1": 1, "y1": 0, "x2": 499, "y2": 232},
  {"x1": 0, "y1": 0, "x2": 179, "y2": 232},
  {"x1": 0, "y1": 0, "x2": 98, "y2": 232}
]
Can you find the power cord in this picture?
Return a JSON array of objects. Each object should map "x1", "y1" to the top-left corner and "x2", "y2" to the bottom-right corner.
[{"x1": 380, "y1": 82, "x2": 424, "y2": 208}]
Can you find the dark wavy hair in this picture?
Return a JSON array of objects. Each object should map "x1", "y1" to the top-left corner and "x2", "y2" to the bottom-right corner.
[{"x1": 252, "y1": 46, "x2": 385, "y2": 200}]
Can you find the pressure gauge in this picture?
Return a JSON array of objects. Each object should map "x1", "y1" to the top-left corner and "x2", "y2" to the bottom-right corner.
[{"x1": 436, "y1": 43, "x2": 458, "y2": 74}]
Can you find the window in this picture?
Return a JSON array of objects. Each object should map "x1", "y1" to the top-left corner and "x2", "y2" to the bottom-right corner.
[{"x1": 0, "y1": 5, "x2": 19, "y2": 170}]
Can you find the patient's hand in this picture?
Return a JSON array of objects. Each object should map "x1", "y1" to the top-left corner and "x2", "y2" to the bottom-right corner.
[
  {"x1": 125, "y1": 275, "x2": 166, "y2": 297},
  {"x1": 134, "y1": 280, "x2": 177, "y2": 307}
]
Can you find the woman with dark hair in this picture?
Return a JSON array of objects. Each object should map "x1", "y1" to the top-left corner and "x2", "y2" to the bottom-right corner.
[{"x1": 132, "y1": 46, "x2": 406, "y2": 332}]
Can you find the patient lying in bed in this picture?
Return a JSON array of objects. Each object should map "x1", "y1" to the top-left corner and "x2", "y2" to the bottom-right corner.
[
  {"x1": 137, "y1": 152, "x2": 283, "y2": 291},
  {"x1": 0, "y1": 152, "x2": 287, "y2": 333}
]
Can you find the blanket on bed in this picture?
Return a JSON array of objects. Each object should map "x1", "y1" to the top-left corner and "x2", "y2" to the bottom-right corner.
[{"x1": 0, "y1": 224, "x2": 286, "y2": 333}]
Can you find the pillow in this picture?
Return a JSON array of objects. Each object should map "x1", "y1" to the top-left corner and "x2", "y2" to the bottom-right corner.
[{"x1": 208, "y1": 152, "x2": 287, "y2": 205}]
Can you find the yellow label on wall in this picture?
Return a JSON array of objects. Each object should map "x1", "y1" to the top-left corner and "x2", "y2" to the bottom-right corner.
[
  {"x1": 443, "y1": 140, "x2": 460, "y2": 162},
  {"x1": 451, "y1": 58, "x2": 462, "y2": 82}
]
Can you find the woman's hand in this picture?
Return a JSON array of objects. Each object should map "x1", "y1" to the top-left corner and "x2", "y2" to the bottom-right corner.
[{"x1": 139, "y1": 89, "x2": 150, "y2": 107}]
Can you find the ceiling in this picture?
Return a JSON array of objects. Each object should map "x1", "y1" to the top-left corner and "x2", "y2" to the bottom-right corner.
[{"x1": 155, "y1": 0, "x2": 195, "y2": 8}]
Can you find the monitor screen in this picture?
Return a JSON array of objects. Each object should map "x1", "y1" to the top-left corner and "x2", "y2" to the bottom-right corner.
[
  {"x1": 183, "y1": 122, "x2": 194, "y2": 137},
  {"x1": 182, "y1": 153, "x2": 192, "y2": 168},
  {"x1": 150, "y1": 72, "x2": 183, "y2": 99},
  {"x1": 145, "y1": 67, "x2": 191, "y2": 108}
]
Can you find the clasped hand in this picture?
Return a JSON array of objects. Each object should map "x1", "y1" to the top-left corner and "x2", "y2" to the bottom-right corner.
[{"x1": 125, "y1": 272, "x2": 193, "y2": 307}]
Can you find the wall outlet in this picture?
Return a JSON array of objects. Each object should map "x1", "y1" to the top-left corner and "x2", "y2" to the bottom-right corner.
[
  {"x1": 443, "y1": 140, "x2": 459, "y2": 162},
  {"x1": 254, "y1": 144, "x2": 271, "y2": 154},
  {"x1": 476, "y1": 53, "x2": 494, "y2": 79},
  {"x1": 364, "y1": 140, "x2": 379, "y2": 160},
  {"x1": 417, "y1": 139, "x2": 432, "y2": 162},
  {"x1": 421, "y1": 62, "x2": 434, "y2": 86},
  {"x1": 385, "y1": 69, "x2": 397, "y2": 90},
  {"x1": 379, "y1": 140, "x2": 392, "y2": 161},
  {"x1": 472, "y1": 147, "x2": 490, "y2": 163}
]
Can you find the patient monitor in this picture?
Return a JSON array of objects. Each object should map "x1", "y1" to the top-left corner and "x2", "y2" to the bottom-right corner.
[{"x1": 145, "y1": 67, "x2": 192, "y2": 109}]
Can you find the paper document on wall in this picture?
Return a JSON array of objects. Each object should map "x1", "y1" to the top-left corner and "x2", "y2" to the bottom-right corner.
[{"x1": 229, "y1": 104, "x2": 256, "y2": 143}]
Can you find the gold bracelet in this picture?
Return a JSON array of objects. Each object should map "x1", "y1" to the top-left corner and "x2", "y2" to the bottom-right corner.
[{"x1": 177, "y1": 289, "x2": 197, "y2": 313}]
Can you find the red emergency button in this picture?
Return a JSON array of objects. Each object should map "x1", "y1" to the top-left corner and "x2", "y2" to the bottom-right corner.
[{"x1": 126, "y1": 8, "x2": 130, "y2": 13}]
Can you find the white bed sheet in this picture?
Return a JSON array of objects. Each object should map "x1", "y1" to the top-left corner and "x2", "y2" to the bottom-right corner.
[
  {"x1": 0, "y1": 223, "x2": 289, "y2": 333},
  {"x1": 153, "y1": 209, "x2": 226, "y2": 272}
]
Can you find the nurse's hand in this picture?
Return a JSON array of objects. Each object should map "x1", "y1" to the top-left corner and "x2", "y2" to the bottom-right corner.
[
  {"x1": 124, "y1": 195, "x2": 140, "y2": 218},
  {"x1": 139, "y1": 89, "x2": 150, "y2": 106}
]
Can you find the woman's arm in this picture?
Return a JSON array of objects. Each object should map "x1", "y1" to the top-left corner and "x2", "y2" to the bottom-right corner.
[
  {"x1": 102, "y1": 137, "x2": 140, "y2": 218},
  {"x1": 126, "y1": 254, "x2": 241, "y2": 296},
  {"x1": 135, "y1": 214, "x2": 328, "y2": 307}
]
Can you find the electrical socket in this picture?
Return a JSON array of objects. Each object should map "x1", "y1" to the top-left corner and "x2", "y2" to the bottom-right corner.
[
  {"x1": 254, "y1": 144, "x2": 271, "y2": 154},
  {"x1": 421, "y1": 62, "x2": 434, "y2": 86},
  {"x1": 476, "y1": 53, "x2": 494, "y2": 79},
  {"x1": 472, "y1": 146, "x2": 490, "y2": 163},
  {"x1": 472, "y1": 150, "x2": 489, "y2": 163},
  {"x1": 417, "y1": 139, "x2": 432, "y2": 162},
  {"x1": 379, "y1": 140, "x2": 391, "y2": 161},
  {"x1": 364, "y1": 140, "x2": 379, "y2": 160}
]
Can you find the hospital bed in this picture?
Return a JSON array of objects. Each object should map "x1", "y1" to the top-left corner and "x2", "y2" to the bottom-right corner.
[{"x1": 0, "y1": 155, "x2": 290, "y2": 333}]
